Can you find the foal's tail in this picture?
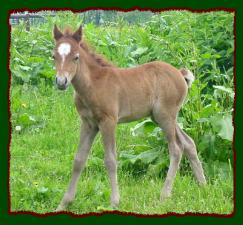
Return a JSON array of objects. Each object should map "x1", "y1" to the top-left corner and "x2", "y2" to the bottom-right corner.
[{"x1": 180, "y1": 68, "x2": 195, "y2": 88}]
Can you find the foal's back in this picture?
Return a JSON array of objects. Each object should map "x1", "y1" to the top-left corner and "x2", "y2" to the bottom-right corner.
[{"x1": 98, "y1": 61, "x2": 188, "y2": 123}]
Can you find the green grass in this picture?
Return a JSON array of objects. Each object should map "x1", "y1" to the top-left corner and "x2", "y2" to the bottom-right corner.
[
  {"x1": 9, "y1": 85, "x2": 233, "y2": 214},
  {"x1": 9, "y1": 11, "x2": 234, "y2": 214}
]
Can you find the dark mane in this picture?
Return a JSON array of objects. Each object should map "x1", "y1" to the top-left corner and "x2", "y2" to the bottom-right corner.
[{"x1": 80, "y1": 41, "x2": 115, "y2": 68}]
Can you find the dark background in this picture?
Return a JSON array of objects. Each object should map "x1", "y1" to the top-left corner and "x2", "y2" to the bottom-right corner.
[{"x1": 0, "y1": 0, "x2": 241, "y2": 224}]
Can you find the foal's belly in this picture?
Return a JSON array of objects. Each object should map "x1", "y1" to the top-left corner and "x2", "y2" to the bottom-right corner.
[
  {"x1": 118, "y1": 114, "x2": 150, "y2": 123},
  {"x1": 118, "y1": 104, "x2": 152, "y2": 123}
]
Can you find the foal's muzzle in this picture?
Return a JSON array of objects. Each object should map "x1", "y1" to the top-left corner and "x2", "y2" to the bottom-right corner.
[{"x1": 56, "y1": 76, "x2": 68, "y2": 90}]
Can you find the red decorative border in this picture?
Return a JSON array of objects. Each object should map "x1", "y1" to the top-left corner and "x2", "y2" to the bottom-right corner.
[{"x1": 7, "y1": 7, "x2": 236, "y2": 218}]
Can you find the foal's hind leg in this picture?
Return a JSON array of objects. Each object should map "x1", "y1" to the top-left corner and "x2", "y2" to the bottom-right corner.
[
  {"x1": 99, "y1": 117, "x2": 120, "y2": 208},
  {"x1": 153, "y1": 111, "x2": 183, "y2": 201},
  {"x1": 176, "y1": 125, "x2": 206, "y2": 185}
]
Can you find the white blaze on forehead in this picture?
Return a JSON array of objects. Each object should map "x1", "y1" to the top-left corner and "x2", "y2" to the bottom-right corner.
[
  {"x1": 58, "y1": 43, "x2": 71, "y2": 56},
  {"x1": 58, "y1": 43, "x2": 71, "y2": 68}
]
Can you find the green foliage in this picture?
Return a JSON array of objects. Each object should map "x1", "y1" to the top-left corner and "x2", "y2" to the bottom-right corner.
[
  {"x1": 10, "y1": 11, "x2": 234, "y2": 213},
  {"x1": 10, "y1": 10, "x2": 234, "y2": 163},
  {"x1": 9, "y1": 85, "x2": 233, "y2": 213}
]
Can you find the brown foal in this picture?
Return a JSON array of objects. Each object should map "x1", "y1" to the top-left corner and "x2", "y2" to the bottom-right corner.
[{"x1": 52, "y1": 25, "x2": 206, "y2": 211}]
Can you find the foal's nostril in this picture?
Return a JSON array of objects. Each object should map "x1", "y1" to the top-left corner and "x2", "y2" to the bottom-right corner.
[
  {"x1": 55, "y1": 76, "x2": 68, "y2": 90},
  {"x1": 56, "y1": 76, "x2": 67, "y2": 85}
]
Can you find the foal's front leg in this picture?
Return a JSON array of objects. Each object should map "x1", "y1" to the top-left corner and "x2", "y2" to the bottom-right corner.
[
  {"x1": 99, "y1": 118, "x2": 120, "y2": 208},
  {"x1": 56, "y1": 122, "x2": 98, "y2": 211}
]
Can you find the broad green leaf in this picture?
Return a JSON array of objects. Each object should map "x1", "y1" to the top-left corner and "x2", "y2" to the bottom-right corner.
[
  {"x1": 131, "y1": 47, "x2": 148, "y2": 57},
  {"x1": 211, "y1": 115, "x2": 233, "y2": 141},
  {"x1": 138, "y1": 149, "x2": 161, "y2": 164},
  {"x1": 119, "y1": 152, "x2": 138, "y2": 164},
  {"x1": 120, "y1": 149, "x2": 161, "y2": 165},
  {"x1": 213, "y1": 85, "x2": 234, "y2": 99},
  {"x1": 131, "y1": 119, "x2": 155, "y2": 136},
  {"x1": 19, "y1": 65, "x2": 31, "y2": 72},
  {"x1": 198, "y1": 133, "x2": 216, "y2": 154}
]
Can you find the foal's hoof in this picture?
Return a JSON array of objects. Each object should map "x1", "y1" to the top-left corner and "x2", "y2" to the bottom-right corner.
[
  {"x1": 110, "y1": 202, "x2": 119, "y2": 210},
  {"x1": 55, "y1": 201, "x2": 70, "y2": 212},
  {"x1": 55, "y1": 193, "x2": 74, "y2": 212},
  {"x1": 55, "y1": 203, "x2": 67, "y2": 212},
  {"x1": 110, "y1": 197, "x2": 120, "y2": 209},
  {"x1": 111, "y1": 203, "x2": 119, "y2": 210},
  {"x1": 55, "y1": 206, "x2": 64, "y2": 212},
  {"x1": 160, "y1": 193, "x2": 171, "y2": 203}
]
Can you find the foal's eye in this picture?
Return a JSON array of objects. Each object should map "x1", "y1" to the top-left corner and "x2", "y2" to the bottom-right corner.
[
  {"x1": 52, "y1": 55, "x2": 56, "y2": 60},
  {"x1": 73, "y1": 55, "x2": 79, "y2": 61}
]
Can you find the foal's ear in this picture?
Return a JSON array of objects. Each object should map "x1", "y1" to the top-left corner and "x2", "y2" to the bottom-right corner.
[
  {"x1": 53, "y1": 24, "x2": 63, "y2": 41},
  {"x1": 72, "y1": 25, "x2": 82, "y2": 43}
]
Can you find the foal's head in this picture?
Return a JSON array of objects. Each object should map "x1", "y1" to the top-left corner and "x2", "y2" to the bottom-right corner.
[{"x1": 53, "y1": 25, "x2": 83, "y2": 90}]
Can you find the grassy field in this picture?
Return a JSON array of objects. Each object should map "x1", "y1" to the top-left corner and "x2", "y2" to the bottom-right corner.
[
  {"x1": 9, "y1": 11, "x2": 234, "y2": 215},
  {"x1": 10, "y1": 85, "x2": 233, "y2": 214}
]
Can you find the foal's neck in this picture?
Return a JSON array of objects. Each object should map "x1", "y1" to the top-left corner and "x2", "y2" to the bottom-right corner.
[{"x1": 71, "y1": 50, "x2": 100, "y2": 97}]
